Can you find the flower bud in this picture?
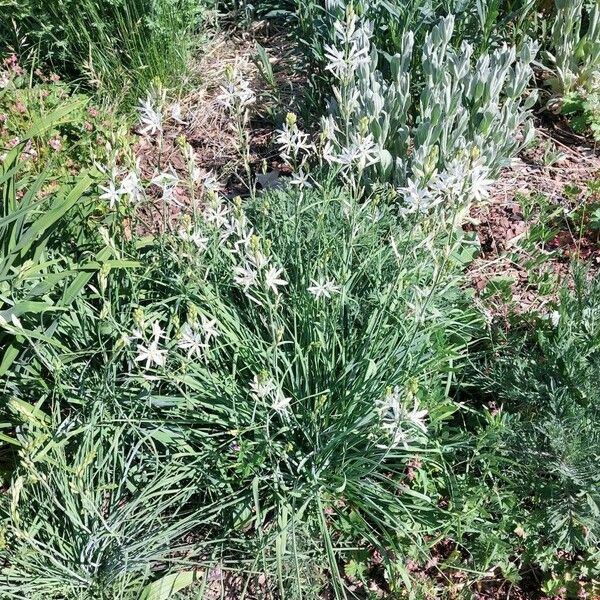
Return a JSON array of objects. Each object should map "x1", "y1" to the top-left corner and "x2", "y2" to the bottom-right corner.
[{"x1": 285, "y1": 112, "x2": 297, "y2": 128}]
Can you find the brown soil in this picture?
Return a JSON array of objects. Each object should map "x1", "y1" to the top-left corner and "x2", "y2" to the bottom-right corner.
[
  {"x1": 134, "y1": 22, "x2": 302, "y2": 234},
  {"x1": 468, "y1": 119, "x2": 600, "y2": 316}
]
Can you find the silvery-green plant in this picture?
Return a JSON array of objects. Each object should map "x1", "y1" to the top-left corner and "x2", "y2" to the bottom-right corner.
[
  {"x1": 320, "y1": 8, "x2": 537, "y2": 207},
  {"x1": 546, "y1": 0, "x2": 600, "y2": 95}
]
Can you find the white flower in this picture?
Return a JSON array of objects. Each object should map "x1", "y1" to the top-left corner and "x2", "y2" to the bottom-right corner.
[
  {"x1": 203, "y1": 171, "x2": 222, "y2": 193},
  {"x1": 151, "y1": 320, "x2": 164, "y2": 340},
  {"x1": 548, "y1": 310, "x2": 561, "y2": 328},
  {"x1": 470, "y1": 163, "x2": 494, "y2": 202},
  {"x1": 352, "y1": 134, "x2": 379, "y2": 169},
  {"x1": 334, "y1": 135, "x2": 379, "y2": 170},
  {"x1": 324, "y1": 42, "x2": 369, "y2": 79},
  {"x1": 307, "y1": 278, "x2": 341, "y2": 299},
  {"x1": 204, "y1": 204, "x2": 230, "y2": 228},
  {"x1": 323, "y1": 44, "x2": 347, "y2": 76},
  {"x1": 333, "y1": 12, "x2": 359, "y2": 44},
  {"x1": 151, "y1": 170, "x2": 178, "y2": 188},
  {"x1": 321, "y1": 139, "x2": 338, "y2": 165},
  {"x1": 150, "y1": 169, "x2": 180, "y2": 204},
  {"x1": 219, "y1": 218, "x2": 239, "y2": 245},
  {"x1": 200, "y1": 314, "x2": 219, "y2": 341},
  {"x1": 170, "y1": 102, "x2": 186, "y2": 124},
  {"x1": 377, "y1": 387, "x2": 428, "y2": 448},
  {"x1": 123, "y1": 326, "x2": 145, "y2": 346},
  {"x1": 231, "y1": 227, "x2": 254, "y2": 256},
  {"x1": 99, "y1": 180, "x2": 123, "y2": 209},
  {"x1": 134, "y1": 340, "x2": 166, "y2": 368},
  {"x1": 188, "y1": 162, "x2": 203, "y2": 184},
  {"x1": 250, "y1": 374, "x2": 276, "y2": 399},
  {"x1": 119, "y1": 170, "x2": 142, "y2": 202},
  {"x1": 177, "y1": 324, "x2": 206, "y2": 358},
  {"x1": 272, "y1": 389, "x2": 291, "y2": 414},
  {"x1": 248, "y1": 248, "x2": 269, "y2": 270},
  {"x1": 431, "y1": 159, "x2": 468, "y2": 198},
  {"x1": 276, "y1": 123, "x2": 313, "y2": 160},
  {"x1": 403, "y1": 401, "x2": 428, "y2": 434},
  {"x1": 265, "y1": 266, "x2": 288, "y2": 295},
  {"x1": 234, "y1": 264, "x2": 259, "y2": 291},
  {"x1": 334, "y1": 145, "x2": 359, "y2": 166},
  {"x1": 446, "y1": 159, "x2": 468, "y2": 182},
  {"x1": 289, "y1": 170, "x2": 312, "y2": 188},
  {"x1": 138, "y1": 95, "x2": 163, "y2": 136},
  {"x1": 398, "y1": 179, "x2": 434, "y2": 214},
  {"x1": 217, "y1": 77, "x2": 255, "y2": 110},
  {"x1": 179, "y1": 228, "x2": 208, "y2": 252}
]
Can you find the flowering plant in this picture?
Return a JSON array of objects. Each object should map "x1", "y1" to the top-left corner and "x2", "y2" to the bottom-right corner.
[
  {"x1": 100, "y1": 182, "x2": 480, "y2": 582},
  {"x1": 316, "y1": 8, "x2": 537, "y2": 203}
]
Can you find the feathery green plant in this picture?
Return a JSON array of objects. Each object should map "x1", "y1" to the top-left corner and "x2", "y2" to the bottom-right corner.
[{"x1": 462, "y1": 270, "x2": 600, "y2": 593}]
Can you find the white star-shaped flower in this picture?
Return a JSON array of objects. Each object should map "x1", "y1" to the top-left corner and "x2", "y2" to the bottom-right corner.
[
  {"x1": 307, "y1": 278, "x2": 341, "y2": 299},
  {"x1": 99, "y1": 181, "x2": 123, "y2": 209},
  {"x1": 234, "y1": 264, "x2": 259, "y2": 291},
  {"x1": 177, "y1": 324, "x2": 206, "y2": 358},
  {"x1": 134, "y1": 340, "x2": 166, "y2": 368},
  {"x1": 265, "y1": 266, "x2": 288, "y2": 295}
]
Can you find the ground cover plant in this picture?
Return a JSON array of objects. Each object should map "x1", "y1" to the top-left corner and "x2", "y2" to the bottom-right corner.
[{"x1": 2, "y1": 0, "x2": 600, "y2": 598}]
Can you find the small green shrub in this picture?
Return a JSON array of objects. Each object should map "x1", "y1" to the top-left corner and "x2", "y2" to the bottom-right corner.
[
  {"x1": 0, "y1": 57, "x2": 125, "y2": 175},
  {"x1": 463, "y1": 271, "x2": 600, "y2": 595},
  {"x1": 0, "y1": 67, "x2": 131, "y2": 378},
  {"x1": 544, "y1": 0, "x2": 600, "y2": 96},
  {"x1": 317, "y1": 8, "x2": 537, "y2": 191}
]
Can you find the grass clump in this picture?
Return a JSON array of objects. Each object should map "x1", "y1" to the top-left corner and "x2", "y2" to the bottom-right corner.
[
  {"x1": 1, "y1": 0, "x2": 206, "y2": 104},
  {"x1": 1, "y1": 176, "x2": 481, "y2": 596}
]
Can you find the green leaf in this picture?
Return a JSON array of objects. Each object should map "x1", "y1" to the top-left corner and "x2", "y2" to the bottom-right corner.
[{"x1": 139, "y1": 571, "x2": 201, "y2": 600}]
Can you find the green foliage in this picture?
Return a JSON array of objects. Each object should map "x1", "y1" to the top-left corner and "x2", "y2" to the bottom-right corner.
[
  {"x1": 1, "y1": 179, "x2": 481, "y2": 596},
  {"x1": 320, "y1": 9, "x2": 537, "y2": 189},
  {"x1": 464, "y1": 271, "x2": 600, "y2": 593},
  {"x1": 561, "y1": 82, "x2": 600, "y2": 141},
  {"x1": 0, "y1": 69, "x2": 130, "y2": 378},
  {"x1": 3, "y1": 1, "x2": 600, "y2": 597},
  {"x1": 0, "y1": 0, "x2": 205, "y2": 103},
  {"x1": 0, "y1": 58, "x2": 124, "y2": 175},
  {"x1": 277, "y1": 0, "x2": 538, "y2": 118},
  {"x1": 544, "y1": 0, "x2": 600, "y2": 95},
  {"x1": 1, "y1": 404, "x2": 204, "y2": 599}
]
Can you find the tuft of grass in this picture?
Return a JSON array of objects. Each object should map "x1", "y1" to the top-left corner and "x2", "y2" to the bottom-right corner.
[
  {"x1": 1, "y1": 0, "x2": 206, "y2": 104},
  {"x1": 1, "y1": 179, "x2": 482, "y2": 596}
]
